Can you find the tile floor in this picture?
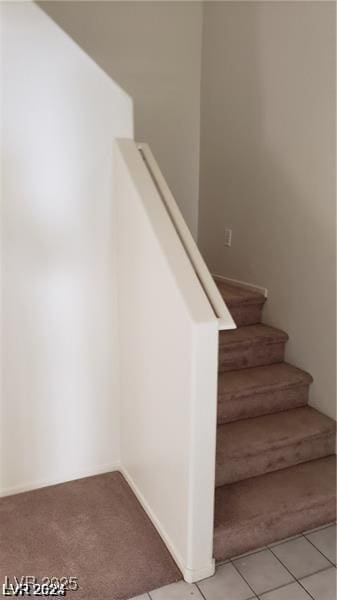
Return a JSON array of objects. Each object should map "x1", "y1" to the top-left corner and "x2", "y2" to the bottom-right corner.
[{"x1": 130, "y1": 523, "x2": 336, "y2": 600}]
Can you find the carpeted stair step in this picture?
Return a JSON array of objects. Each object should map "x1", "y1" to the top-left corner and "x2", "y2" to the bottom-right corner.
[
  {"x1": 214, "y1": 278, "x2": 266, "y2": 327},
  {"x1": 215, "y1": 406, "x2": 336, "y2": 487},
  {"x1": 219, "y1": 324, "x2": 288, "y2": 372},
  {"x1": 217, "y1": 363, "x2": 313, "y2": 424},
  {"x1": 213, "y1": 455, "x2": 337, "y2": 562}
]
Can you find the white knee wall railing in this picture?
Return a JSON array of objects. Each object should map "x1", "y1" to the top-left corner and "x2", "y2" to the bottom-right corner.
[
  {"x1": 114, "y1": 139, "x2": 235, "y2": 583},
  {"x1": 137, "y1": 142, "x2": 235, "y2": 332}
]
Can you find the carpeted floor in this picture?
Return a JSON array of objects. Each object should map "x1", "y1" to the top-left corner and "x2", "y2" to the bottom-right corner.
[{"x1": 0, "y1": 472, "x2": 181, "y2": 600}]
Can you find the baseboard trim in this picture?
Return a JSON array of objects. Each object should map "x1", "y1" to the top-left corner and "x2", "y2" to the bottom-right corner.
[
  {"x1": 0, "y1": 462, "x2": 121, "y2": 498},
  {"x1": 120, "y1": 466, "x2": 185, "y2": 576},
  {"x1": 213, "y1": 273, "x2": 268, "y2": 298},
  {"x1": 183, "y1": 560, "x2": 215, "y2": 584},
  {"x1": 1, "y1": 463, "x2": 215, "y2": 583},
  {"x1": 120, "y1": 466, "x2": 215, "y2": 583}
]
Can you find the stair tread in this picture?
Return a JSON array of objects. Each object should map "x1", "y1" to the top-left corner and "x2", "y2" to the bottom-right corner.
[
  {"x1": 218, "y1": 362, "x2": 313, "y2": 399},
  {"x1": 216, "y1": 406, "x2": 336, "y2": 460},
  {"x1": 214, "y1": 455, "x2": 336, "y2": 560},
  {"x1": 219, "y1": 324, "x2": 288, "y2": 347},
  {"x1": 214, "y1": 279, "x2": 265, "y2": 307}
]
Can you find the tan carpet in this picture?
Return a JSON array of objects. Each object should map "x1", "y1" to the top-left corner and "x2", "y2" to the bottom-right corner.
[
  {"x1": 214, "y1": 279, "x2": 336, "y2": 560},
  {"x1": 0, "y1": 472, "x2": 181, "y2": 600}
]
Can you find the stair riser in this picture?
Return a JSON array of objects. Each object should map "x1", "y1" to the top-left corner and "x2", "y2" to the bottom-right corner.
[
  {"x1": 219, "y1": 341, "x2": 285, "y2": 372},
  {"x1": 217, "y1": 384, "x2": 310, "y2": 424},
  {"x1": 229, "y1": 304, "x2": 264, "y2": 327},
  {"x1": 215, "y1": 432, "x2": 336, "y2": 487},
  {"x1": 213, "y1": 500, "x2": 337, "y2": 562}
]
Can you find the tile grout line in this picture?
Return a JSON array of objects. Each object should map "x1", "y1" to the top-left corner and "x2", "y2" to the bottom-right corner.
[
  {"x1": 267, "y1": 533, "x2": 304, "y2": 550},
  {"x1": 196, "y1": 569, "x2": 257, "y2": 600},
  {"x1": 269, "y1": 563, "x2": 334, "y2": 593},
  {"x1": 230, "y1": 546, "x2": 270, "y2": 562},
  {"x1": 145, "y1": 562, "x2": 335, "y2": 600},
  {"x1": 302, "y1": 522, "x2": 336, "y2": 536},
  {"x1": 302, "y1": 530, "x2": 337, "y2": 568},
  {"x1": 222, "y1": 523, "x2": 336, "y2": 562},
  {"x1": 299, "y1": 565, "x2": 337, "y2": 582},
  {"x1": 296, "y1": 565, "x2": 336, "y2": 600},
  {"x1": 211, "y1": 563, "x2": 334, "y2": 600},
  {"x1": 229, "y1": 557, "x2": 260, "y2": 598},
  {"x1": 219, "y1": 547, "x2": 331, "y2": 599},
  {"x1": 231, "y1": 559, "x2": 300, "y2": 599},
  {"x1": 269, "y1": 528, "x2": 336, "y2": 569},
  {"x1": 195, "y1": 581, "x2": 208, "y2": 600},
  {"x1": 217, "y1": 528, "x2": 321, "y2": 565},
  {"x1": 145, "y1": 524, "x2": 336, "y2": 600},
  {"x1": 254, "y1": 579, "x2": 300, "y2": 597},
  {"x1": 268, "y1": 544, "x2": 317, "y2": 600},
  {"x1": 229, "y1": 531, "x2": 336, "y2": 599}
]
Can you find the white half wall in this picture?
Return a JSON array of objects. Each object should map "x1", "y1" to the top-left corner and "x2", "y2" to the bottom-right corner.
[
  {"x1": 115, "y1": 139, "x2": 219, "y2": 583},
  {"x1": 0, "y1": 1, "x2": 133, "y2": 495}
]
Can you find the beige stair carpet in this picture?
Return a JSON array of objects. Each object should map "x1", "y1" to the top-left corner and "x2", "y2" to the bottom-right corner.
[{"x1": 214, "y1": 279, "x2": 336, "y2": 560}]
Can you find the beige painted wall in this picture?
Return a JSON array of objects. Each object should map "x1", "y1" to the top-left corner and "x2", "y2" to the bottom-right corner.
[
  {"x1": 38, "y1": 1, "x2": 336, "y2": 419},
  {"x1": 199, "y1": 1, "x2": 336, "y2": 419},
  {"x1": 1, "y1": 1, "x2": 133, "y2": 494},
  {"x1": 39, "y1": 0, "x2": 203, "y2": 239}
]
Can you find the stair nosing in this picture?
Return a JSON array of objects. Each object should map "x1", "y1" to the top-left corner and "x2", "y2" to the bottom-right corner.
[
  {"x1": 217, "y1": 429, "x2": 336, "y2": 461},
  {"x1": 213, "y1": 456, "x2": 337, "y2": 560},
  {"x1": 216, "y1": 407, "x2": 336, "y2": 460},
  {"x1": 218, "y1": 364, "x2": 313, "y2": 399},
  {"x1": 219, "y1": 325, "x2": 289, "y2": 349},
  {"x1": 214, "y1": 456, "x2": 336, "y2": 526},
  {"x1": 219, "y1": 338, "x2": 287, "y2": 350},
  {"x1": 213, "y1": 277, "x2": 266, "y2": 305},
  {"x1": 218, "y1": 379, "x2": 311, "y2": 399},
  {"x1": 225, "y1": 296, "x2": 266, "y2": 308},
  {"x1": 214, "y1": 487, "x2": 336, "y2": 532}
]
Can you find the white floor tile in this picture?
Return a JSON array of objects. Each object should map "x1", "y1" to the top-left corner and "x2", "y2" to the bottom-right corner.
[
  {"x1": 233, "y1": 549, "x2": 294, "y2": 595},
  {"x1": 197, "y1": 563, "x2": 254, "y2": 600},
  {"x1": 300, "y1": 567, "x2": 337, "y2": 600},
  {"x1": 271, "y1": 536, "x2": 330, "y2": 578},
  {"x1": 259, "y1": 581, "x2": 311, "y2": 600},
  {"x1": 150, "y1": 580, "x2": 203, "y2": 600},
  {"x1": 305, "y1": 524, "x2": 337, "y2": 564},
  {"x1": 130, "y1": 595, "x2": 150, "y2": 600}
]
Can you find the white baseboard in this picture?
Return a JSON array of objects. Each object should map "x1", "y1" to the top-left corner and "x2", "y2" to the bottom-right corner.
[
  {"x1": 120, "y1": 466, "x2": 185, "y2": 575},
  {"x1": 213, "y1": 273, "x2": 268, "y2": 298},
  {"x1": 120, "y1": 466, "x2": 215, "y2": 584},
  {"x1": 1, "y1": 462, "x2": 215, "y2": 584},
  {"x1": 183, "y1": 560, "x2": 215, "y2": 584},
  {"x1": 0, "y1": 462, "x2": 121, "y2": 498}
]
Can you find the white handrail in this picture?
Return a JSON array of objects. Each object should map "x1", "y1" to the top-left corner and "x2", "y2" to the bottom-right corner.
[{"x1": 137, "y1": 143, "x2": 236, "y2": 331}]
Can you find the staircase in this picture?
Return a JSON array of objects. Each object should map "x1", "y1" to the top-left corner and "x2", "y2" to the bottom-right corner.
[{"x1": 213, "y1": 278, "x2": 336, "y2": 561}]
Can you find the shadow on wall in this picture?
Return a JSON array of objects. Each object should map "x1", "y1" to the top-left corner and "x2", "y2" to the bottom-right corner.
[
  {"x1": 38, "y1": 0, "x2": 203, "y2": 238},
  {"x1": 2, "y1": 151, "x2": 118, "y2": 489},
  {"x1": 199, "y1": 1, "x2": 336, "y2": 419},
  {"x1": 2, "y1": 0, "x2": 202, "y2": 496},
  {"x1": 1, "y1": 1, "x2": 133, "y2": 494}
]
